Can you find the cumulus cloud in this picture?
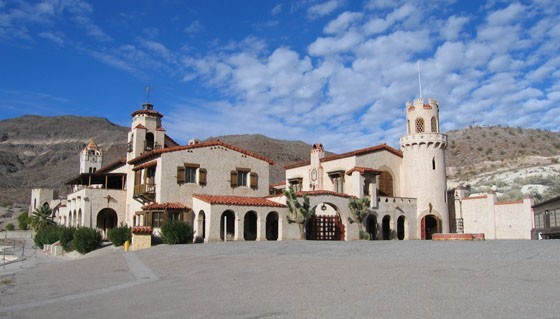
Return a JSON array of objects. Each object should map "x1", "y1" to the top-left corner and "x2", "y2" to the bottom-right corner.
[{"x1": 307, "y1": 0, "x2": 342, "y2": 19}]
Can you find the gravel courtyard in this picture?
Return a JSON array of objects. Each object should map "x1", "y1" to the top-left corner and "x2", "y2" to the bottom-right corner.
[{"x1": 1, "y1": 240, "x2": 559, "y2": 319}]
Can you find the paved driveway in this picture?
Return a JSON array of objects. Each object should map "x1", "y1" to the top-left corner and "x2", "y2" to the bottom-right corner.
[{"x1": 1, "y1": 240, "x2": 559, "y2": 318}]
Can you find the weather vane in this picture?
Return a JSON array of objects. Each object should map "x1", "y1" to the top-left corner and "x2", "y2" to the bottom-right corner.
[{"x1": 145, "y1": 85, "x2": 151, "y2": 103}]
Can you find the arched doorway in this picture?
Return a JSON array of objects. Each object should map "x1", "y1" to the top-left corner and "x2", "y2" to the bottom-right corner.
[
  {"x1": 306, "y1": 203, "x2": 345, "y2": 240},
  {"x1": 397, "y1": 216, "x2": 405, "y2": 240},
  {"x1": 244, "y1": 211, "x2": 257, "y2": 241},
  {"x1": 421, "y1": 214, "x2": 439, "y2": 240},
  {"x1": 378, "y1": 171, "x2": 394, "y2": 197},
  {"x1": 366, "y1": 214, "x2": 377, "y2": 240},
  {"x1": 382, "y1": 215, "x2": 391, "y2": 240},
  {"x1": 198, "y1": 210, "x2": 206, "y2": 240},
  {"x1": 96, "y1": 208, "x2": 118, "y2": 237},
  {"x1": 220, "y1": 210, "x2": 235, "y2": 241},
  {"x1": 266, "y1": 212, "x2": 279, "y2": 241}
]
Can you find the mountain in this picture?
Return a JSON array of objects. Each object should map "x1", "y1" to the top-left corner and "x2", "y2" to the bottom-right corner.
[{"x1": 1, "y1": 115, "x2": 560, "y2": 207}]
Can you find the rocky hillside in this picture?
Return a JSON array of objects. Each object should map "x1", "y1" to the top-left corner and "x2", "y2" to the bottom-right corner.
[
  {"x1": 0, "y1": 115, "x2": 128, "y2": 204},
  {"x1": 1, "y1": 115, "x2": 560, "y2": 207}
]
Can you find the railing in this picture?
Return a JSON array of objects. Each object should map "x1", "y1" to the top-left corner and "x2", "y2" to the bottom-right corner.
[{"x1": 134, "y1": 183, "x2": 156, "y2": 196}]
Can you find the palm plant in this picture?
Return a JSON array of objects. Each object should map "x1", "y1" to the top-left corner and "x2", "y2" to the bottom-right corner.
[
  {"x1": 283, "y1": 187, "x2": 312, "y2": 239},
  {"x1": 30, "y1": 205, "x2": 54, "y2": 231}
]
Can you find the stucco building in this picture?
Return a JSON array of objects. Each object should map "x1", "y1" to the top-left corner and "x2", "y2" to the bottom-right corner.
[{"x1": 30, "y1": 97, "x2": 536, "y2": 241}]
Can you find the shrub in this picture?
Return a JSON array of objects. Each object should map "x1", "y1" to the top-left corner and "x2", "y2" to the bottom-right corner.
[
  {"x1": 160, "y1": 221, "x2": 193, "y2": 245},
  {"x1": 107, "y1": 225, "x2": 131, "y2": 247},
  {"x1": 34, "y1": 224, "x2": 62, "y2": 248},
  {"x1": 5, "y1": 223, "x2": 15, "y2": 231},
  {"x1": 359, "y1": 230, "x2": 370, "y2": 240},
  {"x1": 17, "y1": 212, "x2": 30, "y2": 230},
  {"x1": 59, "y1": 227, "x2": 76, "y2": 252},
  {"x1": 73, "y1": 227, "x2": 102, "y2": 254}
]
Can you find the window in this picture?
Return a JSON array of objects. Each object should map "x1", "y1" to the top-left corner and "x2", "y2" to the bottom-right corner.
[
  {"x1": 415, "y1": 118, "x2": 425, "y2": 133},
  {"x1": 231, "y1": 169, "x2": 254, "y2": 188},
  {"x1": 288, "y1": 178, "x2": 303, "y2": 192},
  {"x1": 152, "y1": 212, "x2": 163, "y2": 227},
  {"x1": 431, "y1": 116, "x2": 438, "y2": 133},
  {"x1": 169, "y1": 212, "x2": 181, "y2": 222},
  {"x1": 378, "y1": 171, "x2": 394, "y2": 197},
  {"x1": 328, "y1": 171, "x2": 344, "y2": 193},
  {"x1": 186, "y1": 167, "x2": 197, "y2": 183},
  {"x1": 432, "y1": 157, "x2": 436, "y2": 170},
  {"x1": 238, "y1": 171, "x2": 248, "y2": 186}
]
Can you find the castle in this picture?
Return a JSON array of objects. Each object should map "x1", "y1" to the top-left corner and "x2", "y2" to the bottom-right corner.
[{"x1": 30, "y1": 97, "x2": 535, "y2": 242}]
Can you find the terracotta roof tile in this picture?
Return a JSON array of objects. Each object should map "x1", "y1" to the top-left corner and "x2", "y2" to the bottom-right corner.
[
  {"x1": 156, "y1": 127, "x2": 166, "y2": 131},
  {"x1": 132, "y1": 109, "x2": 164, "y2": 118},
  {"x1": 134, "y1": 124, "x2": 147, "y2": 129},
  {"x1": 495, "y1": 200, "x2": 524, "y2": 205},
  {"x1": 142, "y1": 202, "x2": 188, "y2": 210},
  {"x1": 133, "y1": 160, "x2": 157, "y2": 171},
  {"x1": 128, "y1": 140, "x2": 274, "y2": 165},
  {"x1": 269, "y1": 181, "x2": 286, "y2": 188},
  {"x1": 284, "y1": 160, "x2": 311, "y2": 170},
  {"x1": 464, "y1": 195, "x2": 488, "y2": 200},
  {"x1": 96, "y1": 157, "x2": 126, "y2": 174},
  {"x1": 194, "y1": 195, "x2": 286, "y2": 207}
]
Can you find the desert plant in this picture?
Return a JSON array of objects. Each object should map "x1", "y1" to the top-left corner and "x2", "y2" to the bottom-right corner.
[
  {"x1": 348, "y1": 197, "x2": 370, "y2": 235},
  {"x1": 5, "y1": 223, "x2": 15, "y2": 231},
  {"x1": 34, "y1": 224, "x2": 62, "y2": 248},
  {"x1": 359, "y1": 229, "x2": 370, "y2": 240},
  {"x1": 73, "y1": 227, "x2": 102, "y2": 254},
  {"x1": 59, "y1": 226, "x2": 76, "y2": 252},
  {"x1": 283, "y1": 187, "x2": 312, "y2": 239},
  {"x1": 160, "y1": 221, "x2": 193, "y2": 244},
  {"x1": 107, "y1": 225, "x2": 132, "y2": 246},
  {"x1": 17, "y1": 212, "x2": 31, "y2": 230},
  {"x1": 30, "y1": 205, "x2": 54, "y2": 231}
]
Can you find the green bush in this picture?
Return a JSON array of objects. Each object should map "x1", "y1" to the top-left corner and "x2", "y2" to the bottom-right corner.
[
  {"x1": 73, "y1": 227, "x2": 102, "y2": 254},
  {"x1": 160, "y1": 221, "x2": 193, "y2": 245},
  {"x1": 359, "y1": 230, "x2": 370, "y2": 240},
  {"x1": 34, "y1": 224, "x2": 62, "y2": 248},
  {"x1": 17, "y1": 212, "x2": 30, "y2": 230},
  {"x1": 107, "y1": 225, "x2": 131, "y2": 247},
  {"x1": 59, "y1": 227, "x2": 76, "y2": 252},
  {"x1": 5, "y1": 223, "x2": 15, "y2": 231}
]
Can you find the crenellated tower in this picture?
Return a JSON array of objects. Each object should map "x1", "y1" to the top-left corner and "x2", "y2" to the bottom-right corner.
[
  {"x1": 400, "y1": 98, "x2": 449, "y2": 238},
  {"x1": 126, "y1": 103, "x2": 166, "y2": 162}
]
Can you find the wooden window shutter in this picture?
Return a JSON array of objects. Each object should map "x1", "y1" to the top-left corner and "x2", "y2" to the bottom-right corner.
[
  {"x1": 134, "y1": 170, "x2": 142, "y2": 186},
  {"x1": 230, "y1": 171, "x2": 238, "y2": 188},
  {"x1": 250, "y1": 172, "x2": 258, "y2": 189},
  {"x1": 199, "y1": 168, "x2": 207, "y2": 186},
  {"x1": 177, "y1": 166, "x2": 185, "y2": 184}
]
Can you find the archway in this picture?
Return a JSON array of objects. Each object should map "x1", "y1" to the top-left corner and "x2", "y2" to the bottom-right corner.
[
  {"x1": 96, "y1": 208, "x2": 118, "y2": 237},
  {"x1": 197, "y1": 210, "x2": 206, "y2": 240},
  {"x1": 220, "y1": 210, "x2": 235, "y2": 241},
  {"x1": 366, "y1": 214, "x2": 377, "y2": 240},
  {"x1": 382, "y1": 215, "x2": 391, "y2": 240},
  {"x1": 306, "y1": 203, "x2": 344, "y2": 240},
  {"x1": 421, "y1": 214, "x2": 439, "y2": 240},
  {"x1": 266, "y1": 212, "x2": 279, "y2": 241},
  {"x1": 244, "y1": 211, "x2": 257, "y2": 241},
  {"x1": 145, "y1": 132, "x2": 155, "y2": 151},
  {"x1": 77, "y1": 209, "x2": 82, "y2": 227},
  {"x1": 397, "y1": 216, "x2": 405, "y2": 240}
]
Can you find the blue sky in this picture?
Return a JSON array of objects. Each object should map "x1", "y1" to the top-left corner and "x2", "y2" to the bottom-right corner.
[{"x1": 1, "y1": 0, "x2": 559, "y2": 152}]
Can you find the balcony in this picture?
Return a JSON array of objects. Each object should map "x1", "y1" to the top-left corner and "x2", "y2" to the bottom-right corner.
[{"x1": 133, "y1": 183, "x2": 156, "y2": 204}]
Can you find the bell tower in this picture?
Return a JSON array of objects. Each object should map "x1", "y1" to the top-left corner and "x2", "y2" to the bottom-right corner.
[
  {"x1": 80, "y1": 140, "x2": 102, "y2": 174},
  {"x1": 126, "y1": 102, "x2": 165, "y2": 161},
  {"x1": 400, "y1": 98, "x2": 449, "y2": 238}
]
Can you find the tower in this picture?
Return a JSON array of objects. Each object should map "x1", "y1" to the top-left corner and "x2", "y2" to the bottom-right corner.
[
  {"x1": 400, "y1": 98, "x2": 449, "y2": 238},
  {"x1": 80, "y1": 140, "x2": 102, "y2": 174},
  {"x1": 126, "y1": 103, "x2": 165, "y2": 161},
  {"x1": 309, "y1": 143, "x2": 325, "y2": 190}
]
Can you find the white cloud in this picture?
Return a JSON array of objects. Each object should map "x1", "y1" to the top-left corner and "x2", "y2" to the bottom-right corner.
[
  {"x1": 324, "y1": 11, "x2": 363, "y2": 34},
  {"x1": 184, "y1": 21, "x2": 203, "y2": 34},
  {"x1": 307, "y1": 0, "x2": 342, "y2": 19},
  {"x1": 440, "y1": 15, "x2": 469, "y2": 41}
]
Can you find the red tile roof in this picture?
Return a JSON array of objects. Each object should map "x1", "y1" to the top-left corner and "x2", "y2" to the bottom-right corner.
[
  {"x1": 464, "y1": 195, "x2": 488, "y2": 200},
  {"x1": 134, "y1": 124, "x2": 147, "y2": 129},
  {"x1": 495, "y1": 200, "x2": 524, "y2": 205},
  {"x1": 142, "y1": 202, "x2": 188, "y2": 210},
  {"x1": 156, "y1": 127, "x2": 166, "y2": 131},
  {"x1": 284, "y1": 144, "x2": 402, "y2": 169},
  {"x1": 132, "y1": 109, "x2": 164, "y2": 118},
  {"x1": 96, "y1": 157, "x2": 126, "y2": 174},
  {"x1": 133, "y1": 160, "x2": 157, "y2": 171},
  {"x1": 128, "y1": 140, "x2": 274, "y2": 165},
  {"x1": 194, "y1": 195, "x2": 286, "y2": 207},
  {"x1": 346, "y1": 167, "x2": 382, "y2": 175},
  {"x1": 269, "y1": 181, "x2": 286, "y2": 188}
]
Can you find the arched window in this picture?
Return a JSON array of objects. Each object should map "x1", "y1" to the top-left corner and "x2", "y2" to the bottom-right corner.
[
  {"x1": 415, "y1": 118, "x2": 425, "y2": 133},
  {"x1": 431, "y1": 116, "x2": 437, "y2": 133},
  {"x1": 407, "y1": 120, "x2": 410, "y2": 134},
  {"x1": 145, "y1": 132, "x2": 155, "y2": 151}
]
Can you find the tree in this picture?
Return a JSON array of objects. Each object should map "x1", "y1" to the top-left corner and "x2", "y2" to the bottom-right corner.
[
  {"x1": 284, "y1": 187, "x2": 313, "y2": 239},
  {"x1": 30, "y1": 205, "x2": 54, "y2": 231},
  {"x1": 17, "y1": 211, "x2": 31, "y2": 230},
  {"x1": 348, "y1": 197, "x2": 370, "y2": 238}
]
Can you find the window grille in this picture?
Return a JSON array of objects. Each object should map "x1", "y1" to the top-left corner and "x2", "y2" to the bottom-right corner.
[{"x1": 415, "y1": 118, "x2": 425, "y2": 133}]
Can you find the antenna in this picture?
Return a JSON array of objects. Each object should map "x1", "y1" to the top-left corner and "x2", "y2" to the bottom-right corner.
[
  {"x1": 145, "y1": 85, "x2": 151, "y2": 103},
  {"x1": 417, "y1": 60, "x2": 423, "y2": 99}
]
